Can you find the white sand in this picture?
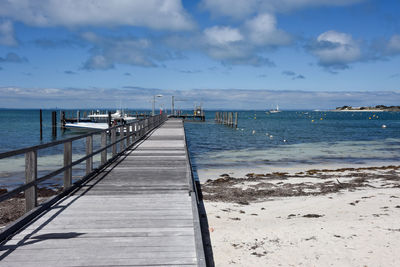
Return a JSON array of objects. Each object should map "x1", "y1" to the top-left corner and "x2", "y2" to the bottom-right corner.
[
  {"x1": 201, "y1": 166, "x2": 400, "y2": 266},
  {"x1": 205, "y1": 188, "x2": 400, "y2": 266}
]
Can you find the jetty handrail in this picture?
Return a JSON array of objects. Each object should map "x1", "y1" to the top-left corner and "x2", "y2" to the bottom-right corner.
[{"x1": 0, "y1": 114, "x2": 167, "y2": 212}]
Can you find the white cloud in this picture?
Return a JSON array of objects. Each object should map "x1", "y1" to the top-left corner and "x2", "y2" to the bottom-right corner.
[
  {"x1": 82, "y1": 32, "x2": 176, "y2": 70},
  {"x1": 1, "y1": 86, "x2": 400, "y2": 110},
  {"x1": 200, "y1": 0, "x2": 258, "y2": 19},
  {"x1": 387, "y1": 34, "x2": 400, "y2": 54},
  {"x1": 201, "y1": 25, "x2": 275, "y2": 66},
  {"x1": 200, "y1": 0, "x2": 366, "y2": 19},
  {"x1": 243, "y1": 13, "x2": 291, "y2": 46},
  {"x1": 198, "y1": 14, "x2": 290, "y2": 66},
  {"x1": 204, "y1": 26, "x2": 243, "y2": 46},
  {"x1": 0, "y1": 0, "x2": 194, "y2": 31},
  {"x1": 0, "y1": 20, "x2": 17, "y2": 46},
  {"x1": 0, "y1": 52, "x2": 27, "y2": 63},
  {"x1": 311, "y1": 30, "x2": 361, "y2": 69}
]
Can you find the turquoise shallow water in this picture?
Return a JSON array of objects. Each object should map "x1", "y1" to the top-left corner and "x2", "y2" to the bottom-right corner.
[
  {"x1": 184, "y1": 110, "x2": 400, "y2": 171},
  {"x1": 1, "y1": 109, "x2": 400, "y2": 189}
]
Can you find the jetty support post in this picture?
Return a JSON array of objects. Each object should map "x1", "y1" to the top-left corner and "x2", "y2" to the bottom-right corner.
[
  {"x1": 51, "y1": 111, "x2": 57, "y2": 138},
  {"x1": 39, "y1": 109, "x2": 43, "y2": 140},
  {"x1": 25, "y1": 151, "x2": 37, "y2": 212},
  {"x1": 63, "y1": 141, "x2": 72, "y2": 190},
  {"x1": 86, "y1": 135, "x2": 93, "y2": 175},
  {"x1": 101, "y1": 132, "x2": 107, "y2": 165}
]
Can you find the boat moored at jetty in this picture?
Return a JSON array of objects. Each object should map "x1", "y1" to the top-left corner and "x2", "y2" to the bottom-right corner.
[{"x1": 65, "y1": 110, "x2": 137, "y2": 132}]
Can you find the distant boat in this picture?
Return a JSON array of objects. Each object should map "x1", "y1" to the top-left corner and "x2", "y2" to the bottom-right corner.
[{"x1": 269, "y1": 105, "x2": 281, "y2": 114}]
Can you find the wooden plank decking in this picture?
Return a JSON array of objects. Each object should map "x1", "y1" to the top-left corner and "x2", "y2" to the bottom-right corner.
[{"x1": 0, "y1": 119, "x2": 204, "y2": 266}]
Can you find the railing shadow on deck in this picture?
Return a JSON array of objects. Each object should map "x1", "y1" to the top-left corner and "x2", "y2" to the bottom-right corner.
[
  {"x1": 0, "y1": 114, "x2": 167, "y2": 243},
  {"x1": 0, "y1": 130, "x2": 159, "y2": 260}
]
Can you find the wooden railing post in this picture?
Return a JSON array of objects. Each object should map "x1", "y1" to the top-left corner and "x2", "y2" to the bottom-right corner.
[
  {"x1": 140, "y1": 121, "x2": 144, "y2": 136},
  {"x1": 111, "y1": 127, "x2": 117, "y2": 157},
  {"x1": 25, "y1": 151, "x2": 37, "y2": 212},
  {"x1": 101, "y1": 132, "x2": 107, "y2": 165},
  {"x1": 135, "y1": 122, "x2": 139, "y2": 140},
  {"x1": 126, "y1": 124, "x2": 131, "y2": 147},
  {"x1": 86, "y1": 135, "x2": 93, "y2": 175},
  {"x1": 120, "y1": 125, "x2": 124, "y2": 152},
  {"x1": 63, "y1": 141, "x2": 72, "y2": 190}
]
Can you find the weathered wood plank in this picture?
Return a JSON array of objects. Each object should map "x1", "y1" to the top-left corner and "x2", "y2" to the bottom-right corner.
[{"x1": 0, "y1": 119, "x2": 203, "y2": 266}]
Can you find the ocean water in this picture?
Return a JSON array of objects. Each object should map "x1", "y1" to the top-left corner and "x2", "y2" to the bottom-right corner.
[
  {"x1": 1, "y1": 109, "x2": 400, "y2": 189},
  {"x1": 184, "y1": 110, "x2": 400, "y2": 174}
]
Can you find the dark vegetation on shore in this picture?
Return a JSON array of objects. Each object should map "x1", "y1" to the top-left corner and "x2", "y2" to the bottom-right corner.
[
  {"x1": 336, "y1": 105, "x2": 400, "y2": 111},
  {"x1": 202, "y1": 166, "x2": 400, "y2": 204},
  {"x1": 0, "y1": 187, "x2": 60, "y2": 227}
]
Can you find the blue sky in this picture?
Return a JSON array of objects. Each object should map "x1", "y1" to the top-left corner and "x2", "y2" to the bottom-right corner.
[{"x1": 0, "y1": 0, "x2": 400, "y2": 109}]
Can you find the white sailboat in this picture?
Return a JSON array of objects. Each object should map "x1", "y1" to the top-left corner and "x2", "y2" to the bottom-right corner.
[{"x1": 269, "y1": 105, "x2": 281, "y2": 113}]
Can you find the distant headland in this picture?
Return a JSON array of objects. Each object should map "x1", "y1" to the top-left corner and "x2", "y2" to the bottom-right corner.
[{"x1": 335, "y1": 105, "x2": 400, "y2": 112}]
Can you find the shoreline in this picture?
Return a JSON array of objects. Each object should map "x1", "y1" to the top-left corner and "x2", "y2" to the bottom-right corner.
[
  {"x1": 332, "y1": 109, "x2": 386, "y2": 112},
  {"x1": 200, "y1": 165, "x2": 400, "y2": 266},
  {"x1": 197, "y1": 161, "x2": 400, "y2": 184}
]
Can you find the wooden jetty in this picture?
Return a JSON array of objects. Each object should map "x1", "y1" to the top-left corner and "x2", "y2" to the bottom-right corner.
[
  {"x1": 0, "y1": 117, "x2": 208, "y2": 266},
  {"x1": 171, "y1": 106, "x2": 205, "y2": 122}
]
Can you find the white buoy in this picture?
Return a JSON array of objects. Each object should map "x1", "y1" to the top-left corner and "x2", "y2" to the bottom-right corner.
[
  {"x1": 252, "y1": 130, "x2": 256, "y2": 134},
  {"x1": 382, "y1": 124, "x2": 387, "y2": 128},
  {"x1": 269, "y1": 135, "x2": 273, "y2": 139},
  {"x1": 283, "y1": 139, "x2": 287, "y2": 142}
]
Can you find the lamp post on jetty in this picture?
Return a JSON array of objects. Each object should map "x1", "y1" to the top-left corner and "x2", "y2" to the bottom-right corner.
[{"x1": 152, "y1": 94, "x2": 163, "y2": 116}]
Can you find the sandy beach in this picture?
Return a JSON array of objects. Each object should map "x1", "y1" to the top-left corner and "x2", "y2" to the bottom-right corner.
[{"x1": 201, "y1": 166, "x2": 400, "y2": 266}]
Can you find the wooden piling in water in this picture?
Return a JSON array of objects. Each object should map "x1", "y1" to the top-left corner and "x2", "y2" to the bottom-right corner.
[
  {"x1": 51, "y1": 111, "x2": 57, "y2": 137},
  {"x1": 39, "y1": 109, "x2": 43, "y2": 140},
  {"x1": 108, "y1": 111, "x2": 112, "y2": 128},
  {"x1": 234, "y1": 112, "x2": 238, "y2": 128},
  {"x1": 215, "y1": 111, "x2": 238, "y2": 128},
  {"x1": 61, "y1": 111, "x2": 66, "y2": 130}
]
